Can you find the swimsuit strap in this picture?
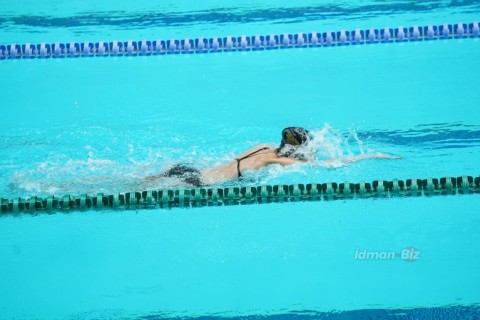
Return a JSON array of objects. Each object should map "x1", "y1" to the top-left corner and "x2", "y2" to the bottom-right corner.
[{"x1": 235, "y1": 146, "x2": 270, "y2": 178}]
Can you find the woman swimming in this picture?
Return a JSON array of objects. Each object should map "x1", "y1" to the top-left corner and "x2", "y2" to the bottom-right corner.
[{"x1": 149, "y1": 127, "x2": 400, "y2": 187}]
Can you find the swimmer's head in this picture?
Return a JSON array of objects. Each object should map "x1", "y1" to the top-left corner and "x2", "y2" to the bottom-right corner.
[
  {"x1": 276, "y1": 127, "x2": 312, "y2": 159},
  {"x1": 279, "y1": 127, "x2": 311, "y2": 147}
]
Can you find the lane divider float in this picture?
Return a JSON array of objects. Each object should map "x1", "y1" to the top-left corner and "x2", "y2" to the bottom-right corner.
[
  {"x1": 0, "y1": 22, "x2": 478, "y2": 60},
  {"x1": 1, "y1": 175, "x2": 479, "y2": 213}
]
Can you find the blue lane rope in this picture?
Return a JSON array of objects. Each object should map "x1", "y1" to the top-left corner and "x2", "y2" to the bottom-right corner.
[
  {"x1": 1, "y1": 175, "x2": 479, "y2": 213},
  {"x1": 0, "y1": 21, "x2": 478, "y2": 60}
]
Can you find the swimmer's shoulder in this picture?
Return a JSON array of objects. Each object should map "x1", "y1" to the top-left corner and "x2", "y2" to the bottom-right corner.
[
  {"x1": 237, "y1": 144, "x2": 275, "y2": 159},
  {"x1": 253, "y1": 143, "x2": 275, "y2": 150}
]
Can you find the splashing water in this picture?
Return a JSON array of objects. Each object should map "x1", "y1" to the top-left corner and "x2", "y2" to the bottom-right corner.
[
  {"x1": 239, "y1": 124, "x2": 386, "y2": 185},
  {"x1": 6, "y1": 124, "x2": 384, "y2": 196},
  {"x1": 291, "y1": 124, "x2": 376, "y2": 165}
]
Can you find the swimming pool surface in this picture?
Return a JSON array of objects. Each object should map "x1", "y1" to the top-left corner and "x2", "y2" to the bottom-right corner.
[{"x1": 0, "y1": 0, "x2": 479, "y2": 319}]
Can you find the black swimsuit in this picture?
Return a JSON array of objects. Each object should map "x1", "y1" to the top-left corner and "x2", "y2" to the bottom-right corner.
[
  {"x1": 163, "y1": 164, "x2": 205, "y2": 187},
  {"x1": 235, "y1": 147, "x2": 269, "y2": 177}
]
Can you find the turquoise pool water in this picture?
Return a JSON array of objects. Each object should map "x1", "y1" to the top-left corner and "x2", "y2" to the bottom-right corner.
[{"x1": 1, "y1": 0, "x2": 480, "y2": 319}]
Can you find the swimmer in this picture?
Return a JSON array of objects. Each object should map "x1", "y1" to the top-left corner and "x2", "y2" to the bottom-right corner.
[{"x1": 146, "y1": 127, "x2": 401, "y2": 187}]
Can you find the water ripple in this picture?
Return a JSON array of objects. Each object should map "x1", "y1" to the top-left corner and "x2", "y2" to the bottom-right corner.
[
  {"x1": 357, "y1": 123, "x2": 480, "y2": 148},
  {"x1": 0, "y1": 1, "x2": 479, "y2": 30}
]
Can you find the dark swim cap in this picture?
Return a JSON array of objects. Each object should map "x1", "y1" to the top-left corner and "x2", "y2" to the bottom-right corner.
[{"x1": 279, "y1": 127, "x2": 312, "y2": 148}]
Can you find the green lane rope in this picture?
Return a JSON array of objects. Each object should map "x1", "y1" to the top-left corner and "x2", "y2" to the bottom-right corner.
[{"x1": 1, "y1": 175, "x2": 479, "y2": 213}]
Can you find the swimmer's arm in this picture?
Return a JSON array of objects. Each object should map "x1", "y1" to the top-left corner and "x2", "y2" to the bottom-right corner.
[
  {"x1": 267, "y1": 157, "x2": 307, "y2": 166},
  {"x1": 323, "y1": 153, "x2": 402, "y2": 164}
]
